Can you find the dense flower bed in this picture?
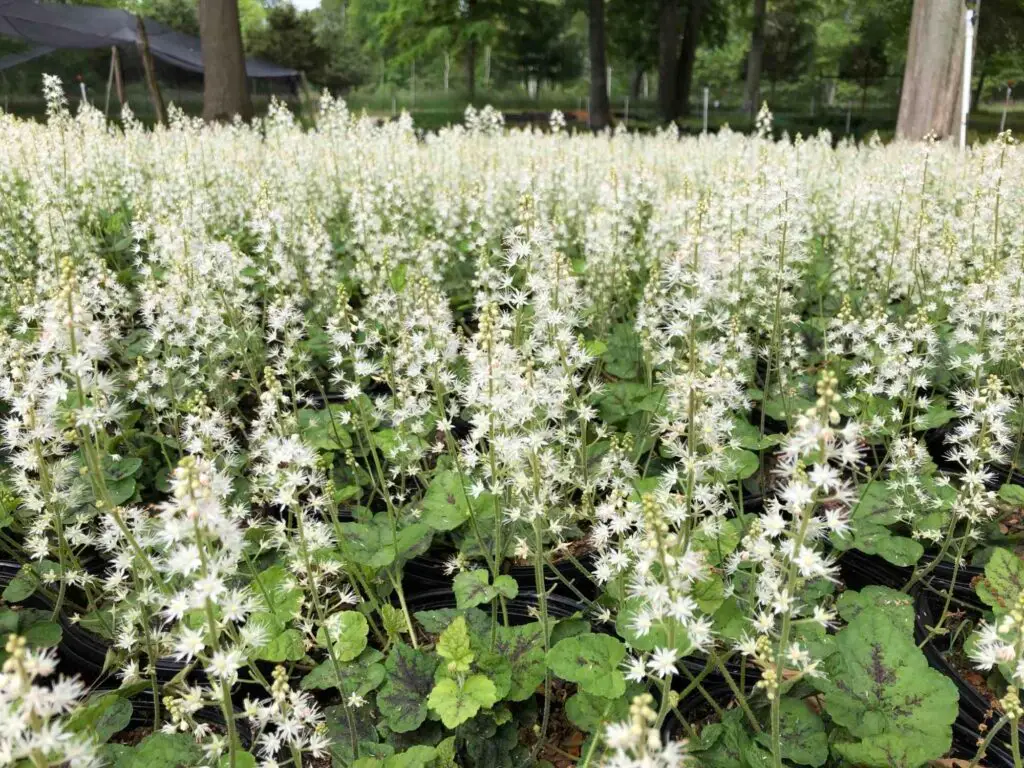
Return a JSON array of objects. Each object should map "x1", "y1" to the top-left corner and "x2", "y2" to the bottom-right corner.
[{"x1": 2, "y1": 81, "x2": 1024, "y2": 767}]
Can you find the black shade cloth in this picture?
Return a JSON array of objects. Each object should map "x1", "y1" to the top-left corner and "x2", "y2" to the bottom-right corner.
[{"x1": 0, "y1": 0, "x2": 298, "y2": 79}]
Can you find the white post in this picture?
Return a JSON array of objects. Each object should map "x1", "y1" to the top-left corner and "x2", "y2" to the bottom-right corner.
[
  {"x1": 702, "y1": 87, "x2": 709, "y2": 133},
  {"x1": 960, "y1": 8, "x2": 975, "y2": 151},
  {"x1": 643, "y1": 71, "x2": 649, "y2": 99},
  {"x1": 392, "y1": 95, "x2": 397, "y2": 117},
  {"x1": 1000, "y1": 84, "x2": 1011, "y2": 133},
  {"x1": 443, "y1": 52, "x2": 450, "y2": 93},
  {"x1": 79, "y1": 80, "x2": 88, "y2": 104},
  {"x1": 484, "y1": 45, "x2": 491, "y2": 88},
  {"x1": 606, "y1": 66, "x2": 612, "y2": 98},
  {"x1": 845, "y1": 103, "x2": 852, "y2": 134}
]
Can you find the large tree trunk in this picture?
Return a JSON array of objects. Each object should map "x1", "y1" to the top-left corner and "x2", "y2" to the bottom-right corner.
[
  {"x1": 657, "y1": 0, "x2": 680, "y2": 121},
  {"x1": 466, "y1": 39, "x2": 477, "y2": 103},
  {"x1": 588, "y1": 0, "x2": 612, "y2": 130},
  {"x1": 743, "y1": 0, "x2": 767, "y2": 118},
  {"x1": 631, "y1": 65, "x2": 645, "y2": 101},
  {"x1": 896, "y1": 0, "x2": 966, "y2": 140},
  {"x1": 198, "y1": 0, "x2": 252, "y2": 121},
  {"x1": 465, "y1": 0, "x2": 477, "y2": 102},
  {"x1": 675, "y1": 0, "x2": 704, "y2": 117}
]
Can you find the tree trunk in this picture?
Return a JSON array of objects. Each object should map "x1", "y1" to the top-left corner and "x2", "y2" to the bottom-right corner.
[
  {"x1": 972, "y1": 60, "x2": 987, "y2": 112},
  {"x1": 588, "y1": 0, "x2": 612, "y2": 130},
  {"x1": 657, "y1": 0, "x2": 680, "y2": 121},
  {"x1": 675, "y1": 0, "x2": 704, "y2": 117},
  {"x1": 896, "y1": 0, "x2": 965, "y2": 140},
  {"x1": 466, "y1": 38, "x2": 477, "y2": 103},
  {"x1": 198, "y1": 0, "x2": 252, "y2": 121},
  {"x1": 631, "y1": 65, "x2": 644, "y2": 101},
  {"x1": 743, "y1": 0, "x2": 767, "y2": 118}
]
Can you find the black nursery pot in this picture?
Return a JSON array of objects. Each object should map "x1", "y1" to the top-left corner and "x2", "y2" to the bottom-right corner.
[
  {"x1": 0, "y1": 559, "x2": 198, "y2": 685},
  {"x1": 402, "y1": 543, "x2": 601, "y2": 602},
  {"x1": 93, "y1": 687, "x2": 253, "y2": 750},
  {"x1": 915, "y1": 589, "x2": 1024, "y2": 767},
  {"x1": 404, "y1": 588, "x2": 586, "y2": 625}
]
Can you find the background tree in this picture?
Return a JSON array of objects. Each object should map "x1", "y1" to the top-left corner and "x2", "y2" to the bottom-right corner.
[
  {"x1": 896, "y1": 0, "x2": 966, "y2": 139},
  {"x1": 605, "y1": 0, "x2": 658, "y2": 101},
  {"x1": 248, "y1": 5, "x2": 330, "y2": 79},
  {"x1": 377, "y1": 0, "x2": 501, "y2": 100},
  {"x1": 588, "y1": 0, "x2": 612, "y2": 128},
  {"x1": 198, "y1": 0, "x2": 253, "y2": 120},
  {"x1": 494, "y1": 0, "x2": 582, "y2": 95},
  {"x1": 742, "y1": 0, "x2": 767, "y2": 115}
]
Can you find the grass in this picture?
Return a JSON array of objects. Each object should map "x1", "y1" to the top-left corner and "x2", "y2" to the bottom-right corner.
[{"x1": 3, "y1": 80, "x2": 1023, "y2": 141}]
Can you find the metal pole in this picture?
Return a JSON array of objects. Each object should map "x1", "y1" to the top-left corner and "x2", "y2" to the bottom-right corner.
[
  {"x1": 606, "y1": 66, "x2": 612, "y2": 98},
  {"x1": 1000, "y1": 84, "x2": 1011, "y2": 133},
  {"x1": 703, "y1": 87, "x2": 709, "y2": 133},
  {"x1": 960, "y1": 8, "x2": 975, "y2": 151}
]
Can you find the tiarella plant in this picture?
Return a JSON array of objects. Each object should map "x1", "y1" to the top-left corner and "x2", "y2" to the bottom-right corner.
[{"x1": 4, "y1": 82, "x2": 1024, "y2": 767}]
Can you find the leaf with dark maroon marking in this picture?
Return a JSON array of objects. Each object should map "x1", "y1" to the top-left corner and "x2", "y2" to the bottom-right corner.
[
  {"x1": 378, "y1": 643, "x2": 438, "y2": 733},
  {"x1": 494, "y1": 622, "x2": 546, "y2": 701},
  {"x1": 977, "y1": 547, "x2": 1024, "y2": 615},
  {"x1": 819, "y1": 606, "x2": 958, "y2": 767}
]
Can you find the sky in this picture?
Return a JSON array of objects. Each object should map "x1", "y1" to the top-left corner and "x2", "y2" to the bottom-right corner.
[{"x1": 291, "y1": 0, "x2": 321, "y2": 8}]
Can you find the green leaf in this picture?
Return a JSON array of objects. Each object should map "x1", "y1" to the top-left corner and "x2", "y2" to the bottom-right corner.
[
  {"x1": 977, "y1": 547, "x2": 1024, "y2": 615},
  {"x1": 492, "y1": 575, "x2": 518, "y2": 600},
  {"x1": 253, "y1": 565, "x2": 303, "y2": 622},
  {"x1": 846, "y1": 521, "x2": 923, "y2": 567},
  {"x1": 436, "y1": 616, "x2": 474, "y2": 673},
  {"x1": 378, "y1": 643, "x2": 438, "y2": 733},
  {"x1": 914, "y1": 403, "x2": 957, "y2": 430},
  {"x1": 602, "y1": 322, "x2": 642, "y2": 379},
  {"x1": 2, "y1": 565, "x2": 37, "y2": 602},
  {"x1": 415, "y1": 607, "x2": 491, "y2": 637},
  {"x1": 494, "y1": 622, "x2": 547, "y2": 702},
  {"x1": 105, "y1": 456, "x2": 143, "y2": 481},
  {"x1": 67, "y1": 692, "x2": 133, "y2": 744},
  {"x1": 836, "y1": 586, "x2": 915, "y2": 634},
  {"x1": 297, "y1": 406, "x2": 353, "y2": 451},
  {"x1": 319, "y1": 611, "x2": 369, "y2": 662},
  {"x1": 302, "y1": 652, "x2": 386, "y2": 697},
  {"x1": 258, "y1": 628, "x2": 306, "y2": 662},
  {"x1": 565, "y1": 690, "x2": 631, "y2": 732},
  {"x1": 106, "y1": 477, "x2": 136, "y2": 506},
  {"x1": 718, "y1": 449, "x2": 759, "y2": 481},
  {"x1": 454, "y1": 569, "x2": 495, "y2": 609},
  {"x1": 219, "y1": 751, "x2": 256, "y2": 768},
  {"x1": 998, "y1": 484, "x2": 1024, "y2": 507},
  {"x1": 428, "y1": 674, "x2": 497, "y2": 728},
  {"x1": 547, "y1": 634, "x2": 626, "y2": 698},
  {"x1": 820, "y1": 606, "x2": 958, "y2": 767},
  {"x1": 755, "y1": 698, "x2": 827, "y2": 767},
  {"x1": 340, "y1": 517, "x2": 432, "y2": 570},
  {"x1": 421, "y1": 471, "x2": 491, "y2": 532},
  {"x1": 23, "y1": 620, "x2": 62, "y2": 648},
  {"x1": 452, "y1": 570, "x2": 519, "y2": 609},
  {"x1": 108, "y1": 732, "x2": 204, "y2": 768}
]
